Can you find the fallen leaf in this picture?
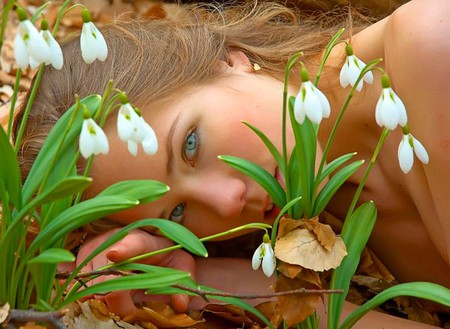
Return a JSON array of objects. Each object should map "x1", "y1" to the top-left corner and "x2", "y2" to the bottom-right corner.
[
  {"x1": 0, "y1": 302, "x2": 10, "y2": 324},
  {"x1": 304, "y1": 217, "x2": 336, "y2": 251},
  {"x1": 277, "y1": 261, "x2": 303, "y2": 279},
  {"x1": 273, "y1": 273, "x2": 321, "y2": 326},
  {"x1": 275, "y1": 227, "x2": 347, "y2": 271}
]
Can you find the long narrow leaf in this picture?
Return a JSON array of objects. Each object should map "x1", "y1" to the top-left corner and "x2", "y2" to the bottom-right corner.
[
  {"x1": 313, "y1": 160, "x2": 364, "y2": 215},
  {"x1": 318, "y1": 152, "x2": 356, "y2": 184},
  {"x1": 23, "y1": 95, "x2": 101, "y2": 203},
  {"x1": 219, "y1": 155, "x2": 286, "y2": 208},
  {"x1": 340, "y1": 282, "x2": 450, "y2": 329},
  {"x1": 34, "y1": 176, "x2": 92, "y2": 205},
  {"x1": 28, "y1": 248, "x2": 75, "y2": 264},
  {"x1": 97, "y1": 180, "x2": 169, "y2": 204},
  {"x1": 0, "y1": 126, "x2": 22, "y2": 209},
  {"x1": 328, "y1": 201, "x2": 376, "y2": 328},
  {"x1": 242, "y1": 121, "x2": 284, "y2": 172}
]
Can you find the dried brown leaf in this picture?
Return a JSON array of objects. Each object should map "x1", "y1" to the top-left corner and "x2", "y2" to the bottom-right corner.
[
  {"x1": 273, "y1": 273, "x2": 321, "y2": 326},
  {"x1": 0, "y1": 302, "x2": 10, "y2": 324},
  {"x1": 277, "y1": 261, "x2": 303, "y2": 279},
  {"x1": 124, "y1": 301, "x2": 203, "y2": 328},
  {"x1": 275, "y1": 227, "x2": 347, "y2": 271},
  {"x1": 304, "y1": 217, "x2": 336, "y2": 251}
]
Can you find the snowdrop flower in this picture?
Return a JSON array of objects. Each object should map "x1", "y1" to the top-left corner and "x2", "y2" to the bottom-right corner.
[
  {"x1": 117, "y1": 93, "x2": 158, "y2": 156},
  {"x1": 37, "y1": 19, "x2": 63, "y2": 70},
  {"x1": 294, "y1": 67, "x2": 331, "y2": 125},
  {"x1": 339, "y1": 45, "x2": 373, "y2": 92},
  {"x1": 252, "y1": 234, "x2": 276, "y2": 277},
  {"x1": 375, "y1": 74, "x2": 408, "y2": 131},
  {"x1": 13, "y1": 7, "x2": 50, "y2": 69},
  {"x1": 79, "y1": 110, "x2": 109, "y2": 159},
  {"x1": 397, "y1": 129, "x2": 429, "y2": 174},
  {"x1": 80, "y1": 9, "x2": 107, "y2": 64}
]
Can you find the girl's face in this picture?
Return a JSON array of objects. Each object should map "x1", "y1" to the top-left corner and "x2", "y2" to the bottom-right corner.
[{"x1": 90, "y1": 67, "x2": 306, "y2": 238}]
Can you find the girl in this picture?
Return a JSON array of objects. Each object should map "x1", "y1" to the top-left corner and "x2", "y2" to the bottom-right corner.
[{"x1": 14, "y1": 0, "x2": 450, "y2": 327}]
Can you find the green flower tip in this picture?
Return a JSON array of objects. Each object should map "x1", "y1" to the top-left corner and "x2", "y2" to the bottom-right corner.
[
  {"x1": 263, "y1": 233, "x2": 270, "y2": 244},
  {"x1": 81, "y1": 8, "x2": 92, "y2": 23},
  {"x1": 118, "y1": 92, "x2": 129, "y2": 105},
  {"x1": 345, "y1": 44, "x2": 354, "y2": 56},
  {"x1": 40, "y1": 19, "x2": 49, "y2": 31},
  {"x1": 381, "y1": 74, "x2": 391, "y2": 88},
  {"x1": 401, "y1": 124, "x2": 410, "y2": 135},
  {"x1": 16, "y1": 7, "x2": 28, "y2": 22},
  {"x1": 82, "y1": 106, "x2": 91, "y2": 119},
  {"x1": 133, "y1": 106, "x2": 142, "y2": 116},
  {"x1": 300, "y1": 66, "x2": 310, "y2": 82}
]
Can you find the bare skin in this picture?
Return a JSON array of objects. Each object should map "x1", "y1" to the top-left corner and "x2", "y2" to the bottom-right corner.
[{"x1": 75, "y1": 0, "x2": 450, "y2": 326}]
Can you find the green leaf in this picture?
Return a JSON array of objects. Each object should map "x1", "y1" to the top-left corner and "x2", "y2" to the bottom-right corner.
[
  {"x1": 23, "y1": 95, "x2": 101, "y2": 203},
  {"x1": 97, "y1": 180, "x2": 169, "y2": 204},
  {"x1": 328, "y1": 201, "x2": 377, "y2": 328},
  {"x1": 36, "y1": 176, "x2": 92, "y2": 205},
  {"x1": 318, "y1": 152, "x2": 356, "y2": 184},
  {"x1": 340, "y1": 282, "x2": 450, "y2": 329},
  {"x1": 0, "y1": 126, "x2": 22, "y2": 209},
  {"x1": 28, "y1": 248, "x2": 75, "y2": 264},
  {"x1": 313, "y1": 160, "x2": 364, "y2": 215},
  {"x1": 242, "y1": 121, "x2": 284, "y2": 172},
  {"x1": 60, "y1": 271, "x2": 190, "y2": 308},
  {"x1": 28, "y1": 196, "x2": 138, "y2": 256},
  {"x1": 219, "y1": 155, "x2": 286, "y2": 208},
  {"x1": 123, "y1": 219, "x2": 208, "y2": 257}
]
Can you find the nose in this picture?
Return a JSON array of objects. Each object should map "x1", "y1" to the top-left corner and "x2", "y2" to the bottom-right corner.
[{"x1": 186, "y1": 174, "x2": 247, "y2": 219}]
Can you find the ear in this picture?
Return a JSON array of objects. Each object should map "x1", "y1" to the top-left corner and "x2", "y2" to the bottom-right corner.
[{"x1": 216, "y1": 50, "x2": 254, "y2": 74}]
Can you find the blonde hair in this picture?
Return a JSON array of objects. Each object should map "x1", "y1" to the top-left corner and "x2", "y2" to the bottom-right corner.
[{"x1": 12, "y1": 1, "x2": 369, "y2": 234}]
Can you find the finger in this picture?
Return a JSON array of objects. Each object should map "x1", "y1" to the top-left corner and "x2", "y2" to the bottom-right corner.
[{"x1": 102, "y1": 290, "x2": 138, "y2": 318}]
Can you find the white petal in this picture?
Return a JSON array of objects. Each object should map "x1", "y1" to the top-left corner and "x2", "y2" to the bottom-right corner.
[
  {"x1": 45, "y1": 31, "x2": 64, "y2": 69},
  {"x1": 91, "y1": 23, "x2": 108, "y2": 61},
  {"x1": 80, "y1": 23, "x2": 97, "y2": 64},
  {"x1": 380, "y1": 90, "x2": 399, "y2": 130},
  {"x1": 339, "y1": 61, "x2": 350, "y2": 88},
  {"x1": 412, "y1": 136, "x2": 429, "y2": 164},
  {"x1": 142, "y1": 123, "x2": 158, "y2": 155},
  {"x1": 398, "y1": 135, "x2": 414, "y2": 174},
  {"x1": 25, "y1": 22, "x2": 50, "y2": 63},
  {"x1": 261, "y1": 244, "x2": 276, "y2": 277},
  {"x1": 92, "y1": 125, "x2": 109, "y2": 155},
  {"x1": 128, "y1": 140, "x2": 138, "y2": 156},
  {"x1": 79, "y1": 120, "x2": 95, "y2": 158},
  {"x1": 117, "y1": 103, "x2": 137, "y2": 142},
  {"x1": 391, "y1": 90, "x2": 408, "y2": 126},
  {"x1": 29, "y1": 55, "x2": 41, "y2": 69},
  {"x1": 304, "y1": 84, "x2": 323, "y2": 124},
  {"x1": 294, "y1": 89, "x2": 306, "y2": 124},
  {"x1": 313, "y1": 84, "x2": 331, "y2": 118},
  {"x1": 375, "y1": 94, "x2": 384, "y2": 127},
  {"x1": 251, "y1": 244, "x2": 263, "y2": 270},
  {"x1": 347, "y1": 56, "x2": 361, "y2": 87},
  {"x1": 14, "y1": 34, "x2": 29, "y2": 69}
]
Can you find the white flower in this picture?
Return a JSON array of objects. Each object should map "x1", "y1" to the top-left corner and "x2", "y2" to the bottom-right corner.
[
  {"x1": 339, "y1": 46, "x2": 373, "y2": 92},
  {"x1": 117, "y1": 99, "x2": 158, "y2": 156},
  {"x1": 294, "y1": 76, "x2": 331, "y2": 125},
  {"x1": 40, "y1": 29, "x2": 63, "y2": 69},
  {"x1": 79, "y1": 118, "x2": 109, "y2": 158},
  {"x1": 375, "y1": 75, "x2": 407, "y2": 131},
  {"x1": 252, "y1": 235, "x2": 276, "y2": 277},
  {"x1": 80, "y1": 9, "x2": 107, "y2": 64},
  {"x1": 13, "y1": 9, "x2": 50, "y2": 69},
  {"x1": 398, "y1": 133, "x2": 429, "y2": 174}
]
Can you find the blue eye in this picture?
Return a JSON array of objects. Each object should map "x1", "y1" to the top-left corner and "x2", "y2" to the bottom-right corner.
[
  {"x1": 184, "y1": 129, "x2": 199, "y2": 164},
  {"x1": 169, "y1": 203, "x2": 185, "y2": 223}
]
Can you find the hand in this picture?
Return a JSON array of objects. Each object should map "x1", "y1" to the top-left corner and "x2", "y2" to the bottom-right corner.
[{"x1": 76, "y1": 228, "x2": 196, "y2": 317}]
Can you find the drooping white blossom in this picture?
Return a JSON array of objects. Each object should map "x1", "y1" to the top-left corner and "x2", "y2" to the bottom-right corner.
[
  {"x1": 339, "y1": 45, "x2": 373, "y2": 92},
  {"x1": 117, "y1": 94, "x2": 158, "y2": 156},
  {"x1": 294, "y1": 67, "x2": 331, "y2": 125},
  {"x1": 79, "y1": 118, "x2": 109, "y2": 158},
  {"x1": 252, "y1": 234, "x2": 276, "y2": 277},
  {"x1": 80, "y1": 9, "x2": 107, "y2": 64},
  {"x1": 13, "y1": 8, "x2": 50, "y2": 69},
  {"x1": 375, "y1": 74, "x2": 407, "y2": 130},
  {"x1": 397, "y1": 132, "x2": 429, "y2": 174},
  {"x1": 40, "y1": 29, "x2": 64, "y2": 69}
]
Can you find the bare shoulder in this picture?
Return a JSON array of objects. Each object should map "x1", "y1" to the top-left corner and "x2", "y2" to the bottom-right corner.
[{"x1": 383, "y1": 0, "x2": 450, "y2": 266}]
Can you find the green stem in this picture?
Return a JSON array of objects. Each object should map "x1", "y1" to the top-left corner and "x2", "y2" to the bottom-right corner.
[
  {"x1": 7, "y1": 70, "x2": 22, "y2": 138},
  {"x1": 343, "y1": 128, "x2": 390, "y2": 225},
  {"x1": 51, "y1": 0, "x2": 73, "y2": 36},
  {"x1": 14, "y1": 65, "x2": 45, "y2": 154}
]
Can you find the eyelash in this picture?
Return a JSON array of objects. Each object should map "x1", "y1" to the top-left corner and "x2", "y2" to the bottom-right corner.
[{"x1": 169, "y1": 128, "x2": 200, "y2": 223}]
